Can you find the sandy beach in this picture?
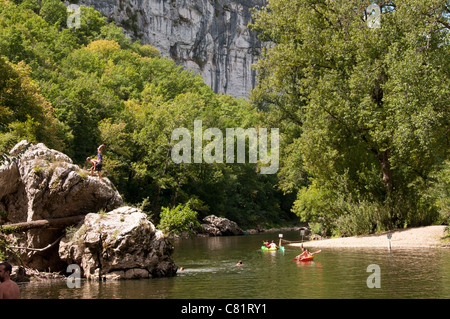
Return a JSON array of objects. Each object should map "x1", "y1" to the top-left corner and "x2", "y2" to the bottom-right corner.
[{"x1": 289, "y1": 225, "x2": 449, "y2": 249}]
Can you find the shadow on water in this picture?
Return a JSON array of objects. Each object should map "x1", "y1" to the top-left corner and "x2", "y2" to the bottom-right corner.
[{"x1": 19, "y1": 232, "x2": 450, "y2": 299}]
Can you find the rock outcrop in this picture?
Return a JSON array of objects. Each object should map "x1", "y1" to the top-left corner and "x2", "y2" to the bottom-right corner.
[
  {"x1": 0, "y1": 141, "x2": 177, "y2": 279},
  {"x1": 0, "y1": 140, "x2": 123, "y2": 270},
  {"x1": 74, "y1": 0, "x2": 265, "y2": 98},
  {"x1": 201, "y1": 214, "x2": 243, "y2": 236},
  {"x1": 59, "y1": 206, "x2": 178, "y2": 280}
]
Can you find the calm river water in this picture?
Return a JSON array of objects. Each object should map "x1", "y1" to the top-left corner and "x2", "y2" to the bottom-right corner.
[{"x1": 19, "y1": 231, "x2": 450, "y2": 299}]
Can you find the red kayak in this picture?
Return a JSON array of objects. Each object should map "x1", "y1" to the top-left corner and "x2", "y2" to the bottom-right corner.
[{"x1": 292, "y1": 250, "x2": 321, "y2": 261}]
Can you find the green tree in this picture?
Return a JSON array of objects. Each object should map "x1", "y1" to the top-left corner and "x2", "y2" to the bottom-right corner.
[
  {"x1": 40, "y1": 0, "x2": 68, "y2": 28},
  {"x1": 427, "y1": 160, "x2": 450, "y2": 224},
  {"x1": 0, "y1": 56, "x2": 69, "y2": 152}
]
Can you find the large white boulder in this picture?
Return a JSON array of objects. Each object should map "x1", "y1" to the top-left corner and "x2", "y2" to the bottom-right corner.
[{"x1": 59, "y1": 206, "x2": 178, "y2": 280}]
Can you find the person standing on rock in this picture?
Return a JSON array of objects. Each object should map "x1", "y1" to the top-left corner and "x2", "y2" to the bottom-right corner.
[
  {"x1": 87, "y1": 143, "x2": 106, "y2": 181},
  {"x1": 0, "y1": 262, "x2": 20, "y2": 299}
]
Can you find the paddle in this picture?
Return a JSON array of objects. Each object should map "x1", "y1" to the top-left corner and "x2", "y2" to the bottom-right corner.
[{"x1": 291, "y1": 250, "x2": 322, "y2": 261}]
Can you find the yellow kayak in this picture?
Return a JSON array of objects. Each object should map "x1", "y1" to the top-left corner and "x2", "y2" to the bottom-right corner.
[{"x1": 261, "y1": 245, "x2": 284, "y2": 251}]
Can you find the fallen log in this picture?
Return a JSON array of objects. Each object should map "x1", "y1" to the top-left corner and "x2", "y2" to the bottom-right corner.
[
  {"x1": 0, "y1": 215, "x2": 85, "y2": 234},
  {"x1": 9, "y1": 235, "x2": 65, "y2": 252}
]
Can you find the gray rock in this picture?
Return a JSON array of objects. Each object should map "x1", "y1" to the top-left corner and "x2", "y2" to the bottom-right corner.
[
  {"x1": 200, "y1": 223, "x2": 223, "y2": 236},
  {"x1": 59, "y1": 206, "x2": 178, "y2": 280},
  {"x1": 201, "y1": 214, "x2": 243, "y2": 236},
  {"x1": 0, "y1": 140, "x2": 123, "y2": 270},
  {"x1": 1, "y1": 141, "x2": 177, "y2": 279},
  {"x1": 0, "y1": 141, "x2": 123, "y2": 221}
]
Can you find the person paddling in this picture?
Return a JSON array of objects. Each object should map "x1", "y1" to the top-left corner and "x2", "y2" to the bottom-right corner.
[
  {"x1": 295, "y1": 248, "x2": 307, "y2": 260},
  {"x1": 292, "y1": 249, "x2": 322, "y2": 261},
  {"x1": 0, "y1": 262, "x2": 20, "y2": 299}
]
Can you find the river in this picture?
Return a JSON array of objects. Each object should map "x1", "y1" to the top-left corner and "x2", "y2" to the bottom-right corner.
[{"x1": 19, "y1": 231, "x2": 450, "y2": 299}]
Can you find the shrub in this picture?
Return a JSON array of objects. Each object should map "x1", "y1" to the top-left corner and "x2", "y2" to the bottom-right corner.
[
  {"x1": 334, "y1": 200, "x2": 381, "y2": 237},
  {"x1": 157, "y1": 200, "x2": 201, "y2": 236}
]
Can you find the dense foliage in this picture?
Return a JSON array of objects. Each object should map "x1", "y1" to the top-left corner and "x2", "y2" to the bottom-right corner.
[
  {"x1": 251, "y1": 0, "x2": 449, "y2": 235},
  {"x1": 0, "y1": 0, "x2": 293, "y2": 230}
]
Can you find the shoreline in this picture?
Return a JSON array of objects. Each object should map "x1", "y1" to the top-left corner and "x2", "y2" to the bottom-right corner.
[{"x1": 288, "y1": 225, "x2": 449, "y2": 249}]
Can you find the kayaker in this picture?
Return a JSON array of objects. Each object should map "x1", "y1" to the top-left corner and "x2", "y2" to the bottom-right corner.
[
  {"x1": 295, "y1": 248, "x2": 307, "y2": 260},
  {"x1": 303, "y1": 249, "x2": 314, "y2": 259}
]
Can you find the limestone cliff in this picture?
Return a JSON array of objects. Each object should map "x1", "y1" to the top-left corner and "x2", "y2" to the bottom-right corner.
[{"x1": 73, "y1": 0, "x2": 265, "y2": 98}]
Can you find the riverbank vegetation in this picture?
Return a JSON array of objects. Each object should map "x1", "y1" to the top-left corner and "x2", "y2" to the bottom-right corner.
[
  {"x1": 250, "y1": 0, "x2": 449, "y2": 236},
  {"x1": 0, "y1": 0, "x2": 448, "y2": 236}
]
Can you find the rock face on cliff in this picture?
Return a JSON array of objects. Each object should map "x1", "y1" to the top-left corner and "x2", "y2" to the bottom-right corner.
[
  {"x1": 74, "y1": 0, "x2": 265, "y2": 98},
  {"x1": 0, "y1": 140, "x2": 124, "y2": 270},
  {"x1": 59, "y1": 206, "x2": 178, "y2": 280}
]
